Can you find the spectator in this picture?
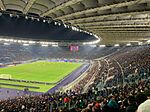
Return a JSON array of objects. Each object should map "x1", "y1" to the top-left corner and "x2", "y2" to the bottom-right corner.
[
  {"x1": 126, "y1": 96, "x2": 137, "y2": 112},
  {"x1": 137, "y1": 90, "x2": 150, "y2": 112}
]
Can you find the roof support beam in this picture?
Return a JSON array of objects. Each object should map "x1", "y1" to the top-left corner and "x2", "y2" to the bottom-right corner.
[
  {"x1": 40, "y1": 0, "x2": 83, "y2": 17},
  {"x1": 73, "y1": 18, "x2": 149, "y2": 26},
  {"x1": 0, "y1": 0, "x2": 6, "y2": 10},
  {"x1": 80, "y1": 24, "x2": 150, "y2": 29},
  {"x1": 64, "y1": 11, "x2": 150, "y2": 24},
  {"x1": 23, "y1": 0, "x2": 37, "y2": 14},
  {"x1": 56, "y1": 0, "x2": 142, "y2": 20},
  {"x1": 90, "y1": 28, "x2": 150, "y2": 31},
  {"x1": 94, "y1": 30, "x2": 150, "y2": 33},
  {"x1": 98, "y1": 33, "x2": 148, "y2": 37}
]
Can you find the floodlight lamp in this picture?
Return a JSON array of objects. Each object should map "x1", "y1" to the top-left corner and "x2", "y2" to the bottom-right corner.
[
  {"x1": 37, "y1": 18, "x2": 40, "y2": 21},
  {"x1": 31, "y1": 17, "x2": 34, "y2": 20},
  {"x1": 25, "y1": 16, "x2": 28, "y2": 19},
  {"x1": 41, "y1": 44, "x2": 48, "y2": 47},
  {"x1": 99, "y1": 45, "x2": 106, "y2": 47},
  {"x1": 126, "y1": 43, "x2": 131, "y2": 46},
  {"x1": 52, "y1": 44, "x2": 58, "y2": 47},
  {"x1": 43, "y1": 19, "x2": 46, "y2": 23},
  {"x1": 114, "y1": 44, "x2": 119, "y2": 47},
  {"x1": 4, "y1": 43, "x2": 10, "y2": 45},
  {"x1": 13, "y1": 40, "x2": 17, "y2": 42},
  {"x1": 23, "y1": 43, "x2": 29, "y2": 46},
  {"x1": 29, "y1": 41, "x2": 36, "y2": 44},
  {"x1": 138, "y1": 42, "x2": 143, "y2": 45},
  {"x1": 54, "y1": 22, "x2": 57, "y2": 25},
  {"x1": 58, "y1": 23, "x2": 61, "y2": 26},
  {"x1": 10, "y1": 14, "x2": 13, "y2": 17},
  {"x1": 18, "y1": 40, "x2": 22, "y2": 43}
]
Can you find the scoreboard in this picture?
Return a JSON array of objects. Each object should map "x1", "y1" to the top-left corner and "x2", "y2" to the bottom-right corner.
[{"x1": 69, "y1": 44, "x2": 79, "y2": 51}]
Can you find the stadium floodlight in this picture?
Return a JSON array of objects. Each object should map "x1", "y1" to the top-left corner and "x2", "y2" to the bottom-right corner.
[
  {"x1": 71, "y1": 26, "x2": 76, "y2": 30},
  {"x1": 90, "y1": 33, "x2": 93, "y2": 36},
  {"x1": 83, "y1": 35, "x2": 100, "y2": 45},
  {"x1": 126, "y1": 43, "x2": 131, "y2": 46},
  {"x1": 36, "y1": 41, "x2": 40, "y2": 44},
  {"x1": 9, "y1": 14, "x2": 13, "y2": 17},
  {"x1": 37, "y1": 18, "x2": 40, "y2": 21},
  {"x1": 46, "y1": 42, "x2": 51, "y2": 45},
  {"x1": 71, "y1": 26, "x2": 74, "y2": 30},
  {"x1": 28, "y1": 41, "x2": 36, "y2": 44},
  {"x1": 64, "y1": 24, "x2": 67, "y2": 28},
  {"x1": 71, "y1": 26, "x2": 81, "y2": 32},
  {"x1": 114, "y1": 44, "x2": 119, "y2": 47},
  {"x1": 0, "y1": 37, "x2": 59, "y2": 46},
  {"x1": 13, "y1": 40, "x2": 18, "y2": 43},
  {"x1": 83, "y1": 40, "x2": 97, "y2": 45},
  {"x1": 31, "y1": 17, "x2": 34, "y2": 20},
  {"x1": 40, "y1": 42, "x2": 49, "y2": 45},
  {"x1": 80, "y1": 29, "x2": 83, "y2": 32},
  {"x1": 25, "y1": 16, "x2": 28, "y2": 20},
  {"x1": 4, "y1": 39, "x2": 10, "y2": 42},
  {"x1": 75, "y1": 28, "x2": 77, "y2": 31},
  {"x1": 99, "y1": 45, "x2": 106, "y2": 47},
  {"x1": 17, "y1": 40, "x2": 22, "y2": 43},
  {"x1": 138, "y1": 42, "x2": 143, "y2": 45},
  {"x1": 9, "y1": 39, "x2": 14, "y2": 42},
  {"x1": 23, "y1": 43, "x2": 29, "y2": 46},
  {"x1": 41, "y1": 44, "x2": 48, "y2": 47},
  {"x1": 43, "y1": 19, "x2": 46, "y2": 23},
  {"x1": 74, "y1": 27, "x2": 76, "y2": 30},
  {"x1": 82, "y1": 43, "x2": 86, "y2": 45},
  {"x1": 52, "y1": 44, "x2": 58, "y2": 47},
  {"x1": 22, "y1": 40, "x2": 28, "y2": 43},
  {"x1": 147, "y1": 40, "x2": 150, "y2": 43},
  {"x1": 58, "y1": 23, "x2": 61, "y2": 26},
  {"x1": 40, "y1": 41, "x2": 59, "y2": 45},
  {"x1": 4, "y1": 43, "x2": 10, "y2": 45},
  {"x1": 54, "y1": 22, "x2": 57, "y2": 25}
]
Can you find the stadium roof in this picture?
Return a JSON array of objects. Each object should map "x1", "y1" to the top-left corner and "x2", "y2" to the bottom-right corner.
[{"x1": 0, "y1": 0, "x2": 150, "y2": 45}]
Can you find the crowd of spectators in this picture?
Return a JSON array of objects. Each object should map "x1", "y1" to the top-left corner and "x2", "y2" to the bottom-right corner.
[
  {"x1": 0, "y1": 79, "x2": 149, "y2": 112},
  {"x1": 79, "y1": 45, "x2": 150, "y2": 92},
  {"x1": 0, "y1": 45, "x2": 149, "y2": 112},
  {"x1": 0, "y1": 44, "x2": 33, "y2": 63},
  {"x1": 110, "y1": 46, "x2": 149, "y2": 77},
  {"x1": 0, "y1": 43, "x2": 120, "y2": 63}
]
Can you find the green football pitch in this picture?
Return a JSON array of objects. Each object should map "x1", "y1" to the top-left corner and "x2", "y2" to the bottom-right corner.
[{"x1": 0, "y1": 61, "x2": 82, "y2": 92}]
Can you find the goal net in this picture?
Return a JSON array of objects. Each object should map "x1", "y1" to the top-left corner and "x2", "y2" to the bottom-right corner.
[{"x1": 0, "y1": 74, "x2": 12, "y2": 79}]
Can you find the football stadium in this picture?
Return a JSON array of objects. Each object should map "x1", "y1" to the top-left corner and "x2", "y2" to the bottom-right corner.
[{"x1": 0, "y1": 0, "x2": 150, "y2": 112}]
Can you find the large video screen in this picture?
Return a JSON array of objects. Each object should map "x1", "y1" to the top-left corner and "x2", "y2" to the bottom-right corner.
[{"x1": 69, "y1": 45, "x2": 79, "y2": 51}]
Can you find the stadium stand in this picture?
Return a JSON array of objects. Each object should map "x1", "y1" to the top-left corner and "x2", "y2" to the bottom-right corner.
[
  {"x1": 0, "y1": 44, "x2": 149, "y2": 112},
  {"x1": 0, "y1": 43, "x2": 123, "y2": 63}
]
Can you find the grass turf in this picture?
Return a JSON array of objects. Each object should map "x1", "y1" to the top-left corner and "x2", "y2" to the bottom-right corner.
[{"x1": 0, "y1": 61, "x2": 82, "y2": 92}]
